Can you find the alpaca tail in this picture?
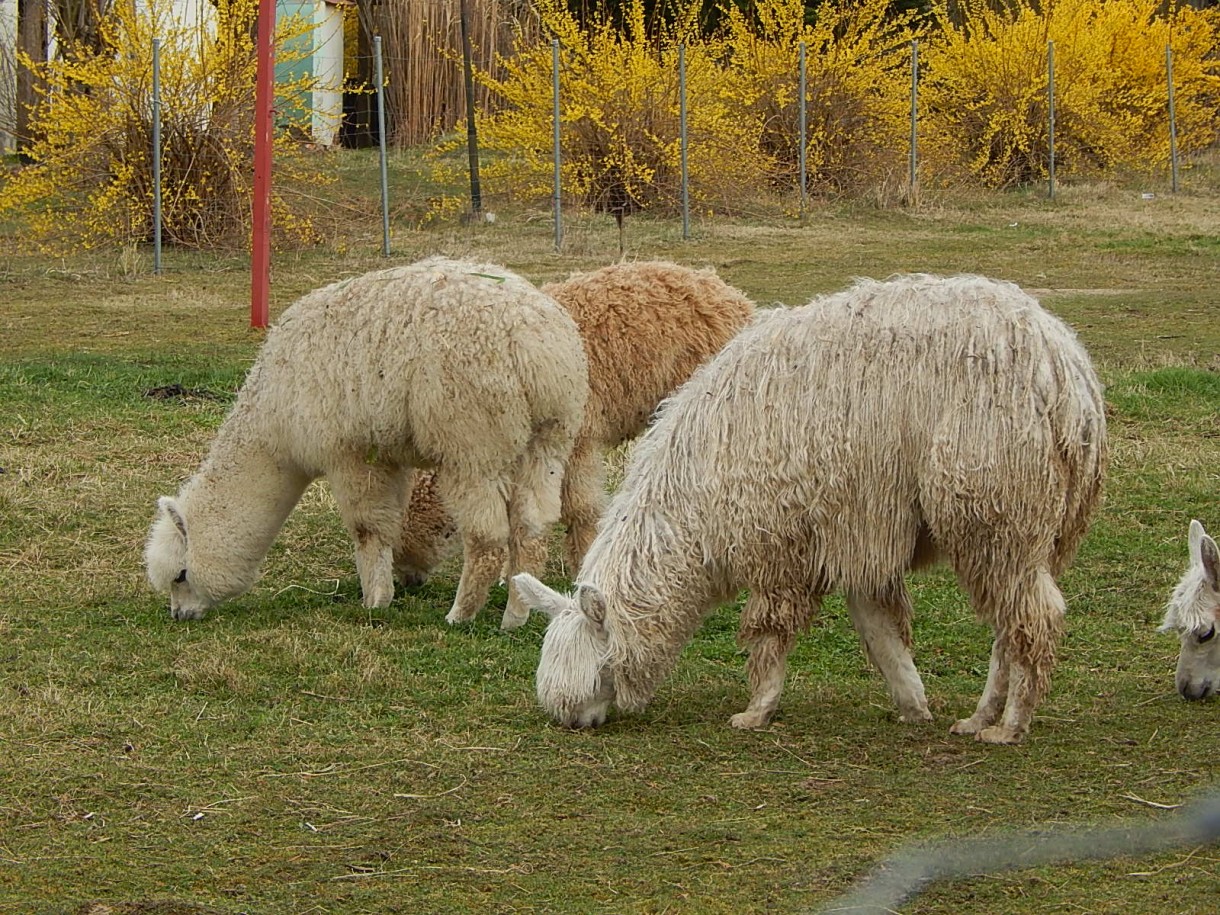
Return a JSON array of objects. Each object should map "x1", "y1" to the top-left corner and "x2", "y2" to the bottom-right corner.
[{"x1": 1049, "y1": 380, "x2": 1108, "y2": 578}]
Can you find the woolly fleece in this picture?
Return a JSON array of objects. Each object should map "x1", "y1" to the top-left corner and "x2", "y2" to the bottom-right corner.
[
  {"x1": 396, "y1": 260, "x2": 755, "y2": 582},
  {"x1": 520, "y1": 273, "x2": 1108, "y2": 744}
]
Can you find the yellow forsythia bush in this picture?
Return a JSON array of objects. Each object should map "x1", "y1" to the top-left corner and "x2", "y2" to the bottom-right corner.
[
  {"x1": 0, "y1": 0, "x2": 327, "y2": 252},
  {"x1": 921, "y1": 0, "x2": 1220, "y2": 188},
  {"x1": 721, "y1": 0, "x2": 922, "y2": 196},
  {"x1": 431, "y1": 0, "x2": 772, "y2": 218}
]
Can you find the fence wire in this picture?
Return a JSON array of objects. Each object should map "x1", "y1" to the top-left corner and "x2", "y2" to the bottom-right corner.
[{"x1": 820, "y1": 789, "x2": 1220, "y2": 913}]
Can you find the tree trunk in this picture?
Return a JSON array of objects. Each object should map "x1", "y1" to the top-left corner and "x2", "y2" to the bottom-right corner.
[
  {"x1": 16, "y1": 0, "x2": 49, "y2": 157},
  {"x1": 52, "y1": 0, "x2": 114, "y2": 59}
]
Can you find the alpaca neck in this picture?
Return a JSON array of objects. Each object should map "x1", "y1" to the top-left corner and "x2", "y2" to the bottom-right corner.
[
  {"x1": 589, "y1": 505, "x2": 718, "y2": 712},
  {"x1": 183, "y1": 432, "x2": 310, "y2": 602}
]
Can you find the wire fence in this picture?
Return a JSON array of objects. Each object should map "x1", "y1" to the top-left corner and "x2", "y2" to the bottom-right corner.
[
  {"x1": 819, "y1": 789, "x2": 1220, "y2": 913},
  {"x1": 2, "y1": 19, "x2": 1205, "y2": 263},
  {"x1": 317, "y1": 37, "x2": 1192, "y2": 256}
]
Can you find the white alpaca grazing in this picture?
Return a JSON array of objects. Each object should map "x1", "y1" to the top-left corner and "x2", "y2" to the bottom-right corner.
[
  {"x1": 145, "y1": 257, "x2": 588, "y2": 629},
  {"x1": 1160, "y1": 520, "x2": 1220, "y2": 700},
  {"x1": 515, "y1": 274, "x2": 1108, "y2": 744}
]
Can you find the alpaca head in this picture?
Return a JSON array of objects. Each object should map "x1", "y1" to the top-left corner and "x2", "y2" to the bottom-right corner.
[
  {"x1": 1160, "y1": 520, "x2": 1220, "y2": 700},
  {"x1": 513, "y1": 573, "x2": 616, "y2": 728},
  {"x1": 144, "y1": 496, "x2": 219, "y2": 621}
]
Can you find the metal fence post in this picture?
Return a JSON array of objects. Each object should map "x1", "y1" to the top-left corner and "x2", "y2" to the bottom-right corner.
[
  {"x1": 152, "y1": 37, "x2": 162, "y2": 275},
  {"x1": 1048, "y1": 40, "x2": 1056, "y2": 199},
  {"x1": 679, "y1": 43, "x2": 689, "y2": 240},
  {"x1": 908, "y1": 39, "x2": 918, "y2": 205},
  {"x1": 1167, "y1": 44, "x2": 1179, "y2": 193},
  {"x1": 250, "y1": 0, "x2": 275, "y2": 329},
  {"x1": 798, "y1": 41, "x2": 807, "y2": 221},
  {"x1": 374, "y1": 35, "x2": 391, "y2": 257},
  {"x1": 552, "y1": 38, "x2": 562, "y2": 253}
]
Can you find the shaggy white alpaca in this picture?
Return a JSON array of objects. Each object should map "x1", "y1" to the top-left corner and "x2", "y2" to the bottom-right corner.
[
  {"x1": 145, "y1": 257, "x2": 588, "y2": 629},
  {"x1": 395, "y1": 261, "x2": 755, "y2": 592},
  {"x1": 515, "y1": 273, "x2": 1108, "y2": 745},
  {"x1": 1160, "y1": 520, "x2": 1220, "y2": 700}
]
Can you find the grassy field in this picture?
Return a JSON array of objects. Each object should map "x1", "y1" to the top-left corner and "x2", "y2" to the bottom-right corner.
[{"x1": 1, "y1": 151, "x2": 1219, "y2": 914}]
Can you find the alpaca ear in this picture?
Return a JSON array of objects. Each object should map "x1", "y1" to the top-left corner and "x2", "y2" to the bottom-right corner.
[
  {"x1": 1197, "y1": 526, "x2": 1220, "y2": 592},
  {"x1": 1188, "y1": 520, "x2": 1204, "y2": 563},
  {"x1": 158, "y1": 496, "x2": 187, "y2": 542},
  {"x1": 576, "y1": 584, "x2": 607, "y2": 627},
  {"x1": 510, "y1": 573, "x2": 570, "y2": 619}
]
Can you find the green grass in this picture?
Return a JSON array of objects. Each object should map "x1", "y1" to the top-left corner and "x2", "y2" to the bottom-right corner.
[{"x1": 1, "y1": 156, "x2": 1219, "y2": 914}]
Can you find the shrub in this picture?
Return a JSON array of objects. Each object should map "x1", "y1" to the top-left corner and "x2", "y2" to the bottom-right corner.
[
  {"x1": 720, "y1": 0, "x2": 922, "y2": 198},
  {"x1": 430, "y1": 0, "x2": 772, "y2": 218},
  {"x1": 920, "y1": 0, "x2": 1220, "y2": 188},
  {"x1": 430, "y1": 0, "x2": 922, "y2": 217},
  {"x1": 0, "y1": 0, "x2": 328, "y2": 253}
]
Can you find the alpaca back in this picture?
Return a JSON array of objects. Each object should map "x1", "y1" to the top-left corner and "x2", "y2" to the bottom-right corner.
[
  {"x1": 232, "y1": 257, "x2": 586, "y2": 477},
  {"x1": 587, "y1": 274, "x2": 1107, "y2": 603},
  {"x1": 542, "y1": 261, "x2": 754, "y2": 448}
]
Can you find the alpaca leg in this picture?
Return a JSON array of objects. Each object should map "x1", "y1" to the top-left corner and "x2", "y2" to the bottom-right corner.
[
  {"x1": 950, "y1": 636, "x2": 1010, "y2": 737},
  {"x1": 449, "y1": 528, "x2": 509, "y2": 625},
  {"x1": 846, "y1": 585, "x2": 932, "y2": 723},
  {"x1": 501, "y1": 422, "x2": 571, "y2": 629},
  {"x1": 731, "y1": 629, "x2": 794, "y2": 730},
  {"x1": 559, "y1": 441, "x2": 606, "y2": 574},
  {"x1": 732, "y1": 591, "x2": 811, "y2": 729},
  {"x1": 976, "y1": 569, "x2": 1065, "y2": 745},
  {"x1": 438, "y1": 473, "x2": 510, "y2": 625},
  {"x1": 502, "y1": 534, "x2": 551, "y2": 630},
  {"x1": 330, "y1": 461, "x2": 412, "y2": 609}
]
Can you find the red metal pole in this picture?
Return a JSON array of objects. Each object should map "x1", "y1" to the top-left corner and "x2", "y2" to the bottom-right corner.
[{"x1": 250, "y1": 0, "x2": 276, "y2": 329}]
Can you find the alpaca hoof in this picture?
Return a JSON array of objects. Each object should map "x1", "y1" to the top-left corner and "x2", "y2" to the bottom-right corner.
[
  {"x1": 729, "y1": 711, "x2": 772, "y2": 730},
  {"x1": 445, "y1": 605, "x2": 476, "y2": 625},
  {"x1": 362, "y1": 588, "x2": 394, "y2": 610},
  {"x1": 500, "y1": 609, "x2": 528, "y2": 631},
  {"x1": 170, "y1": 605, "x2": 205, "y2": 621},
  {"x1": 977, "y1": 725, "x2": 1025, "y2": 745},
  {"x1": 500, "y1": 592, "x2": 531, "y2": 631},
  {"x1": 950, "y1": 716, "x2": 986, "y2": 736},
  {"x1": 899, "y1": 707, "x2": 934, "y2": 724}
]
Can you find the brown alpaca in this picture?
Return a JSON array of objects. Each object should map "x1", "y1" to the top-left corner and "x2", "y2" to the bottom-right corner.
[{"x1": 395, "y1": 261, "x2": 755, "y2": 624}]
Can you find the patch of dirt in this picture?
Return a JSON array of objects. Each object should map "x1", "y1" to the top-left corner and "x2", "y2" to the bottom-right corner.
[{"x1": 143, "y1": 384, "x2": 225, "y2": 402}]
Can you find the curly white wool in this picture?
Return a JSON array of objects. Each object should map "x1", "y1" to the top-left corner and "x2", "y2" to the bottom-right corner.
[{"x1": 396, "y1": 260, "x2": 754, "y2": 586}]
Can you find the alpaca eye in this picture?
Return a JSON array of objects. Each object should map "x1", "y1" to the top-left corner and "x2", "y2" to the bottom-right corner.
[
  {"x1": 174, "y1": 569, "x2": 188, "y2": 584},
  {"x1": 1197, "y1": 625, "x2": 1216, "y2": 644}
]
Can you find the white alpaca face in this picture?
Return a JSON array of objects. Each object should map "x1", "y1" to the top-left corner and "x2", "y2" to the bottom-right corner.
[
  {"x1": 144, "y1": 497, "x2": 217, "y2": 621},
  {"x1": 513, "y1": 574, "x2": 616, "y2": 728},
  {"x1": 1161, "y1": 520, "x2": 1220, "y2": 700}
]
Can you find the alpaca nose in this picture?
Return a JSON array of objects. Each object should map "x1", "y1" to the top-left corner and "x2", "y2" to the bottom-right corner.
[
  {"x1": 170, "y1": 599, "x2": 207, "y2": 621},
  {"x1": 1178, "y1": 678, "x2": 1215, "y2": 701}
]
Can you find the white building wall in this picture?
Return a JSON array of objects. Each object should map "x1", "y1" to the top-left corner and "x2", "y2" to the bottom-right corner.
[
  {"x1": 1, "y1": 0, "x2": 21, "y2": 152},
  {"x1": 0, "y1": 0, "x2": 342, "y2": 151},
  {"x1": 311, "y1": 1, "x2": 344, "y2": 147}
]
